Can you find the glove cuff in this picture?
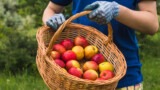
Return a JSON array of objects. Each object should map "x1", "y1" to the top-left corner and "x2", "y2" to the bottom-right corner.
[{"x1": 112, "y1": 1, "x2": 119, "y2": 18}]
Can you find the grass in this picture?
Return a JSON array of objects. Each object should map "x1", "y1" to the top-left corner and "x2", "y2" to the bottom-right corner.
[
  {"x1": 141, "y1": 56, "x2": 160, "y2": 90},
  {"x1": 0, "y1": 56, "x2": 160, "y2": 90},
  {"x1": 0, "y1": 71, "x2": 48, "y2": 90}
]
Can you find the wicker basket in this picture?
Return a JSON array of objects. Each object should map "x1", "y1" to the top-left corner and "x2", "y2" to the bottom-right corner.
[{"x1": 36, "y1": 11, "x2": 127, "y2": 90}]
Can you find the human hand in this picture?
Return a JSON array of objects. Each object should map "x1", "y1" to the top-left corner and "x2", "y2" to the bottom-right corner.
[
  {"x1": 46, "y1": 13, "x2": 65, "y2": 30},
  {"x1": 84, "y1": 1, "x2": 119, "y2": 24}
]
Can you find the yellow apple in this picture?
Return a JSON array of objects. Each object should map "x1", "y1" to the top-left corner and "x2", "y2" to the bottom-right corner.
[
  {"x1": 84, "y1": 45, "x2": 98, "y2": 59},
  {"x1": 99, "y1": 62, "x2": 114, "y2": 72},
  {"x1": 72, "y1": 46, "x2": 84, "y2": 60}
]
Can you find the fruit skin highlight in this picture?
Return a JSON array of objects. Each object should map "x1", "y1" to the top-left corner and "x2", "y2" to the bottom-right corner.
[
  {"x1": 72, "y1": 46, "x2": 84, "y2": 60},
  {"x1": 52, "y1": 44, "x2": 66, "y2": 54},
  {"x1": 91, "y1": 53, "x2": 105, "y2": 64},
  {"x1": 68, "y1": 67, "x2": 83, "y2": 78},
  {"x1": 99, "y1": 62, "x2": 114, "y2": 72},
  {"x1": 51, "y1": 51, "x2": 61, "y2": 59},
  {"x1": 60, "y1": 39, "x2": 74, "y2": 50},
  {"x1": 62, "y1": 50, "x2": 77, "y2": 62},
  {"x1": 83, "y1": 69, "x2": 98, "y2": 80},
  {"x1": 54, "y1": 59, "x2": 65, "y2": 68},
  {"x1": 83, "y1": 61, "x2": 98, "y2": 71},
  {"x1": 84, "y1": 45, "x2": 98, "y2": 59},
  {"x1": 66, "y1": 60, "x2": 80, "y2": 70},
  {"x1": 100, "y1": 70, "x2": 115, "y2": 80},
  {"x1": 74, "y1": 36, "x2": 89, "y2": 48}
]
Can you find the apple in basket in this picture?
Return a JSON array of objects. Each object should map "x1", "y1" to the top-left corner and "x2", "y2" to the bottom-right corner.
[
  {"x1": 83, "y1": 69, "x2": 98, "y2": 80},
  {"x1": 68, "y1": 67, "x2": 83, "y2": 78},
  {"x1": 96, "y1": 78, "x2": 105, "y2": 81},
  {"x1": 72, "y1": 46, "x2": 84, "y2": 60},
  {"x1": 84, "y1": 45, "x2": 98, "y2": 59},
  {"x1": 66, "y1": 60, "x2": 80, "y2": 70},
  {"x1": 83, "y1": 61, "x2": 98, "y2": 71},
  {"x1": 53, "y1": 44, "x2": 66, "y2": 54},
  {"x1": 62, "y1": 50, "x2": 77, "y2": 62},
  {"x1": 54, "y1": 59, "x2": 65, "y2": 68},
  {"x1": 99, "y1": 62, "x2": 114, "y2": 72},
  {"x1": 60, "y1": 39, "x2": 74, "y2": 50},
  {"x1": 51, "y1": 51, "x2": 61, "y2": 59},
  {"x1": 74, "y1": 36, "x2": 89, "y2": 48},
  {"x1": 100, "y1": 70, "x2": 115, "y2": 80},
  {"x1": 91, "y1": 53, "x2": 105, "y2": 64}
]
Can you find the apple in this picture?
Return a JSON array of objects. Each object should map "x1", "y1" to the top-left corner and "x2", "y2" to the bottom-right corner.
[
  {"x1": 91, "y1": 53, "x2": 105, "y2": 64},
  {"x1": 68, "y1": 67, "x2": 83, "y2": 78},
  {"x1": 100, "y1": 70, "x2": 115, "y2": 80},
  {"x1": 96, "y1": 78, "x2": 105, "y2": 81},
  {"x1": 54, "y1": 59, "x2": 65, "y2": 68},
  {"x1": 51, "y1": 51, "x2": 61, "y2": 59},
  {"x1": 53, "y1": 44, "x2": 66, "y2": 54},
  {"x1": 83, "y1": 61, "x2": 98, "y2": 71},
  {"x1": 84, "y1": 45, "x2": 98, "y2": 59},
  {"x1": 66, "y1": 60, "x2": 80, "y2": 70},
  {"x1": 74, "y1": 36, "x2": 89, "y2": 48},
  {"x1": 60, "y1": 39, "x2": 74, "y2": 50},
  {"x1": 83, "y1": 69, "x2": 98, "y2": 80},
  {"x1": 99, "y1": 62, "x2": 114, "y2": 72},
  {"x1": 72, "y1": 46, "x2": 84, "y2": 60},
  {"x1": 62, "y1": 50, "x2": 77, "y2": 62}
]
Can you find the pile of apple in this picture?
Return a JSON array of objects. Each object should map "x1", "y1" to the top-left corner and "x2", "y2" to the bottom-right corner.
[{"x1": 51, "y1": 36, "x2": 115, "y2": 81}]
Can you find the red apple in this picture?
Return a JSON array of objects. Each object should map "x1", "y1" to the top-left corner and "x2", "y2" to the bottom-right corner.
[
  {"x1": 100, "y1": 70, "x2": 115, "y2": 80},
  {"x1": 53, "y1": 44, "x2": 66, "y2": 54},
  {"x1": 66, "y1": 60, "x2": 80, "y2": 70},
  {"x1": 68, "y1": 67, "x2": 83, "y2": 78},
  {"x1": 96, "y1": 78, "x2": 105, "y2": 81},
  {"x1": 83, "y1": 69, "x2": 98, "y2": 80},
  {"x1": 51, "y1": 51, "x2": 61, "y2": 59},
  {"x1": 62, "y1": 50, "x2": 77, "y2": 62},
  {"x1": 60, "y1": 39, "x2": 74, "y2": 50},
  {"x1": 83, "y1": 61, "x2": 98, "y2": 71},
  {"x1": 54, "y1": 59, "x2": 65, "y2": 68},
  {"x1": 74, "y1": 36, "x2": 89, "y2": 48},
  {"x1": 91, "y1": 53, "x2": 105, "y2": 64}
]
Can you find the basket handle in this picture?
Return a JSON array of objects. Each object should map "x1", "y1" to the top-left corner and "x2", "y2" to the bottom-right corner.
[{"x1": 46, "y1": 11, "x2": 113, "y2": 55}]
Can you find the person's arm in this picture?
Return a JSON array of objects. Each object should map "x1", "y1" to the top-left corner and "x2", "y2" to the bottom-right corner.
[
  {"x1": 116, "y1": 1, "x2": 159, "y2": 35},
  {"x1": 42, "y1": 1, "x2": 64, "y2": 25}
]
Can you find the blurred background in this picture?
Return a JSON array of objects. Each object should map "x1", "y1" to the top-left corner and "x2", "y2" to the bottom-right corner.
[{"x1": 0, "y1": 0, "x2": 160, "y2": 90}]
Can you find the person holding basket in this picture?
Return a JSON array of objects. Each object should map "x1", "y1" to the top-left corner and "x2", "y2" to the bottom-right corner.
[{"x1": 42, "y1": 0, "x2": 159, "y2": 90}]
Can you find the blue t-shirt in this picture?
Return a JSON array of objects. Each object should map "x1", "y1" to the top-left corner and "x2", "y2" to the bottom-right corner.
[{"x1": 50, "y1": 0, "x2": 143, "y2": 88}]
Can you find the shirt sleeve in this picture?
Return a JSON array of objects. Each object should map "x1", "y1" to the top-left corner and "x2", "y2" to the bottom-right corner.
[{"x1": 50, "y1": 0, "x2": 72, "y2": 6}]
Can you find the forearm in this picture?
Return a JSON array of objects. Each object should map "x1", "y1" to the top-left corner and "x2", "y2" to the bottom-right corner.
[
  {"x1": 116, "y1": 5, "x2": 159, "y2": 35},
  {"x1": 42, "y1": 2, "x2": 64, "y2": 24},
  {"x1": 42, "y1": 8, "x2": 56, "y2": 24}
]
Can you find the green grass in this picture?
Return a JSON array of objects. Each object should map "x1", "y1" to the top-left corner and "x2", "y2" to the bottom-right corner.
[
  {"x1": 0, "y1": 71, "x2": 48, "y2": 90},
  {"x1": 141, "y1": 56, "x2": 160, "y2": 90},
  {"x1": 0, "y1": 56, "x2": 160, "y2": 90}
]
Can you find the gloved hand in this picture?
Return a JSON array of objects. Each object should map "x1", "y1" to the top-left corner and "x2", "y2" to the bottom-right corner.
[
  {"x1": 84, "y1": 1, "x2": 119, "y2": 24},
  {"x1": 46, "y1": 13, "x2": 65, "y2": 30}
]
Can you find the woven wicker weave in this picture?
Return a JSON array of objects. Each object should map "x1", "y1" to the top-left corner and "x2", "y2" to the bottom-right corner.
[{"x1": 36, "y1": 11, "x2": 127, "y2": 90}]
